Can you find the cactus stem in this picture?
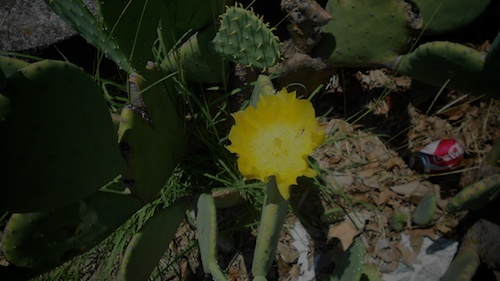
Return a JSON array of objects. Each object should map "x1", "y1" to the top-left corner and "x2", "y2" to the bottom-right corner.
[{"x1": 251, "y1": 177, "x2": 288, "y2": 279}]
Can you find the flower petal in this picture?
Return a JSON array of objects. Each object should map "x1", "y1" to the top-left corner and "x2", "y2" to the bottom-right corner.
[{"x1": 226, "y1": 88, "x2": 325, "y2": 198}]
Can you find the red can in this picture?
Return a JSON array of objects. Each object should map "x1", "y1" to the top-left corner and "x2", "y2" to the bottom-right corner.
[{"x1": 409, "y1": 138, "x2": 465, "y2": 174}]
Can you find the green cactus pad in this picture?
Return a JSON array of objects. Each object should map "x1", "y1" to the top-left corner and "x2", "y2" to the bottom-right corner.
[
  {"x1": 158, "y1": 0, "x2": 222, "y2": 53},
  {"x1": 196, "y1": 194, "x2": 220, "y2": 274},
  {"x1": 485, "y1": 31, "x2": 500, "y2": 71},
  {"x1": 98, "y1": 0, "x2": 163, "y2": 72},
  {"x1": 396, "y1": 41, "x2": 500, "y2": 96},
  {"x1": 330, "y1": 239, "x2": 365, "y2": 281},
  {"x1": 440, "y1": 221, "x2": 482, "y2": 281},
  {"x1": 413, "y1": 0, "x2": 491, "y2": 35},
  {"x1": 164, "y1": 0, "x2": 226, "y2": 32},
  {"x1": 44, "y1": 0, "x2": 131, "y2": 72},
  {"x1": 317, "y1": 0, "x2": 420, "y2": 67},
  {"x1": 0, "y1": 94, "x2": 10, "y2": 122},
  {"x1": 412, "y1": 192, "x2": 436, "y2": 226},
  {"x1": 0, "y1": 60, "x2": 125, "y2": 212},
  {"x1": 446, "y1": 174, "x2": 500, "y2": 213},
  {"x1": 118, "y1": 65, "x2": 186, "y2": 203},
  {"x1": 0, "y1": 68, "x2": 5, "y2": 89},
  {"x1": 1, "y1": 57, "x2": 30, "y2": 115},
  {"x1": 1, "y1": 186, "x2": 143, "y2": 272},
  {"x1": 119, "y1": 200, "x2": 187, "y2": 281},
  {"x1": 0, "y1": 264, "x2": 39, "y2": 281},
  {"x1": 162, "y1": 27, "x2": 227, "y2": 84},
  {"x1": 0, "y1": 56, "x2": 29, "y2": 78},
  {"x1": 252, "y1": 178, "x2": 288, "y2": 278},
  {"x1": 211, "y1": 5, "x2": 281, "y2": 69}
]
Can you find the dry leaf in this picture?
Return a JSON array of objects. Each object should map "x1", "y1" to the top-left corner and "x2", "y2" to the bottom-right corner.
[{"x1": 328, "y1": 221, "x2": 360, "y2": 251}]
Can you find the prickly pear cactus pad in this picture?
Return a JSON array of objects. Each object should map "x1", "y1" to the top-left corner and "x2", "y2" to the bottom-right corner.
[
  {"x1": 119, "y1": 201, "x2": 187, "y2": 281},
  {"x1": 0, "y1": 56, "x2": 29, "y2": 78},
  {"x1": 164, "y1": 0, "x2": 226, "y2": 32},
  {"x1": 0, "y1": 94, "x2": 10, "y2": 122},
  {"x1": 330, "y1": 239, "x2": 365, "y2": 281},
  {"x1": 118, "y1": 64, "x2": 186, "y2": 203},
  {"x1": 0, "y1": 60, "x2": 126, "y2": 212},
  {"x1": 44, "y1": 0, "x2": 131, "y2": 72},
  {"x1": 99, "y1": 0, "x2": 162, "y2": 72},
  {"x1": 162, "y1": 27, "x2": 227, "y2": 84},
  {"x1": 158, "y1": 0, "x2": 226, "y2": 53},
  {"x1": 413, "y1": 0, "x2": 491, "y2": 35},
  {"x1": 317, "y1": 0, "x2": 421, "y2": 67},
  {"x1": 211, "y1": 4, "x2": 281, "y2": 69},
  {"x1": 396, "y1": 41, "x2": 500, "y2": 96},
  {"x1": 1, "y1": 187, "x2": 143, "y2": 272}
]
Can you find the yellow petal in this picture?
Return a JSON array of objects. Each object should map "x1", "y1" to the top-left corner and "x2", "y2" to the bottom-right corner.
[{"x1": 226, "y1": 87, "x2": 325, "y2": 197}]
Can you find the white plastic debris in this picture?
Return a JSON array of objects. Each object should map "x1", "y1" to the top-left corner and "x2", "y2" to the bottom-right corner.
[
  {"x1": 382, "y1": 234, "x2": 458, "y2": 281},
  {"x1": 291, "y1": 220, "x2": 316, "y2": 281}
]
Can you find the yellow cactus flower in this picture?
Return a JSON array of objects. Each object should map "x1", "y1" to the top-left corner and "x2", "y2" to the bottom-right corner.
[{"x1": 226, "y1": 88, "x2": 325, "y2": 200}]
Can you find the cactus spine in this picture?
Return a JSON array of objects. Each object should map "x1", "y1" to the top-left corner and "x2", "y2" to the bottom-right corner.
[{"x1": 211, "y1": 5, "x2": 281, "y2": 69}]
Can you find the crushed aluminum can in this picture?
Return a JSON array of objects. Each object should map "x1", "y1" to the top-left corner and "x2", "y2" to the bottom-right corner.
[{"x1": 409, "y1": 138, "x2": 465, "y2": 174}]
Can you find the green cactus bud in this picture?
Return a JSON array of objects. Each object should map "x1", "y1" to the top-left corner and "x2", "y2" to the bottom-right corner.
[
  {"x1": 390, "y1": 209, "x2": 408, "y2": 232},
  {"x1": 320, "y1": 208, "x2": 345, "y2": 224},
  {"x1": 317, "y1": 0, "x2": 421, "y2": 67},
  {"x1": 249, "y1": 74, "x2": 275, "y2": 107},
  {"x1": 413, "y1": 0, "x2": 491, "y2": 35},
  {"x1": 0, "y1": 60, "x2": 125, "y2": 212},
  {"x1": 118, "y1": 64, "x2": 186, "y2": 204},
  {"x1": 412, "y1": 192, "x2": 436, "y2": 226},
  {"x1": 396, "y1": 41, "x2": 500, "y2": 97},
  {"x1": 1, "y1": 184, "x2": 143, "y2": 272},
  {"x1": 44, "y1": 0, "x2": 131, "y2": 72},
  {"x1": 330, "y1": 239, "x2": 365, "y2": 281},
  {"x1": 211, "y1": 5, "x2": 281, "y2": 69},
  {"x1": 446, "y1": 174, "x2": 500, "y2": 214},
  {"x1": 119, "y1": 200, "x2": 188, "y2": 281}
]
